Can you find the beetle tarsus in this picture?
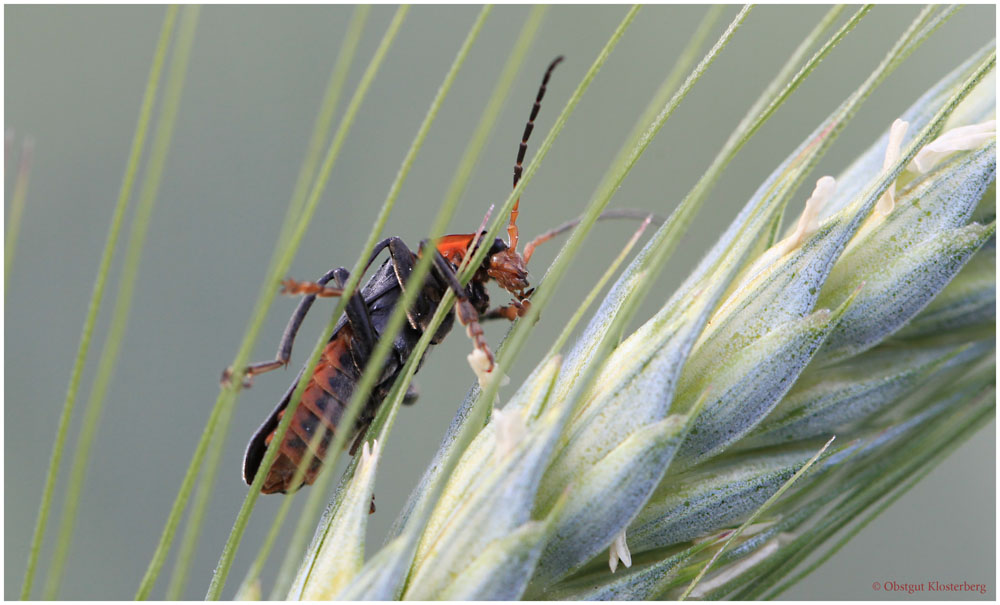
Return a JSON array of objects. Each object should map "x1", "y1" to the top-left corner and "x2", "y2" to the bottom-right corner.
[
  {"x1": 456, "y1": 298, "x2": 494, "y2": 371},
  {"x1": 280, "y1": 278, "x2": 344, "y2": 298}
]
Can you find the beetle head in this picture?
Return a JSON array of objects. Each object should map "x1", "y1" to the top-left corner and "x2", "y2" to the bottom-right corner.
[{"x1": 486, "y1": 238, "x2": 529, "y2": 295}]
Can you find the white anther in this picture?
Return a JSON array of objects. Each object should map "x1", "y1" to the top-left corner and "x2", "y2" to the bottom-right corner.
[
  {"x1": 877, "y1": 119, "x2": 909, "y2": 216},
  {"x1": 467, "y1": 348, "x2": 509, "y2": 404},
  {"x1": 773, "y1": 175, "x2": 837, "y2": 258},
  {"x1": 492, "y1": 407, "x2": 526, "y2": 459},
  {"x1": 359, "y1": 439, "x2": 380, "y2": 468},
  {"x1": 609, "y1": 529, "x2": 632, "y2": 573},
  {"x1": 911, "y1": 119, "x2": 996, "y2": 173}
]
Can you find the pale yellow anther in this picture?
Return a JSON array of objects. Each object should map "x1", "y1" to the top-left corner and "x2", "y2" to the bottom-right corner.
[
  {"x1": 876, "y1": 119, "x2": 909, "y2": 216},
  {"x1": 492, "y1": 407, "x2": 526, "y2": 459},
  {"x1": 467, "y1": 348, "x2": 492, "y2": 387},
  {"x1": 467, "y1": 348, "x2": 509, "y2": 403},
  {"x1": 910, "y1": 119, "x2": 996, "y2": 173},
  {"x1": 359, "y1": 438, "x2": 380, "y2": 468},
  {"x1": 708, "y1": 175, "x2": 838, "y2": 330},
  {"x1": 609, "y1": 529, "x2": 632, "y2": 573},
  {"x1": 796, "y1": 175, "x2": 834, "y2": 240},
  {"x1": 774, "y1": 175, "x2": 837, "y2": 258}
]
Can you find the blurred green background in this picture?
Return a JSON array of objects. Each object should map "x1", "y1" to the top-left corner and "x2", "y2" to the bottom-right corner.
[{"x1": 5, "y1": 5, "x2": 994, "y2": 600}]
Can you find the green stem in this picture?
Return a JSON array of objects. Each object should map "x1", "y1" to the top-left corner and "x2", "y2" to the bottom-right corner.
[
  {"x1": 164, "y1": 7, "x2": 370, "y2": 600},
  {"x1": 134, "y1": 6, "x2": 406, "y2": 600},
  {"x1": 238, "y1": 490, "x2": 297, "y2": 600},
  {"x1": 740, "y1": 386, "x2": 994, "y2": 600},
  {"x1": 4, "y1": 135, "x2": 34, "y2": 292},
  {"x1": 42, "y1": 8, "x2": 200, "y2": 599},
  {"x1": 19, "y1": 6, "x2": 179, "y2": 600}
]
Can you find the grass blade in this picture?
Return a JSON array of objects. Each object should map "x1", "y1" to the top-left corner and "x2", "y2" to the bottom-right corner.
[
  {"x1": 42, "y1": 7, "x2": 200, "y2": 599},
  {"x1": 19, "y1": 6, "x2": 179, "y2": 599},
  {"x1": 4, "y1": 135, "x2": 35, "y2": 291},
  {"x1": 593, "y1": 3, "x2": 870, "y2": 340}
]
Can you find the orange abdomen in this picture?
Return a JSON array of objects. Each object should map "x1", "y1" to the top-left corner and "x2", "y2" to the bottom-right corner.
[{"x1": 261, "y1": 326, "x2": 360, "y2": 494}]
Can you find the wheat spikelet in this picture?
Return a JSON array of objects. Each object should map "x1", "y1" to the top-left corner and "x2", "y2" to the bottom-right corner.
[{"x1": 293, "y1": 36, "x2": 995, "y2": 603}]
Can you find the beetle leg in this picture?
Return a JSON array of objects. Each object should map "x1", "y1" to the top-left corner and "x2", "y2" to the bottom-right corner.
[
  {"x1": 280, "y1": 278, "x2": 343, "y2": 297},
  {"x1": 331, "y1": 267, "x2": 379, "y2": 365},
  {"x1": 348, "y1": 425, "x2": 370, "y2": 456},
  {"x1": 456, "y1": 298, "x2": 493, "y2": 370},
  {"x1": 484, "y1": 283, "x2": 535, "y2": 322},
  {"x1": 385, "y1": 237, "x2": 433, "y2": 331},
  {"x1": 222, "y1": 268, "x2": 341, "y2": 388},
  {"x1": 482, "y1": 304, "x2": 519, "y2": 322},
  {"x1": 278, "y1": 235, "x2": 403, "y2": 298},
  {"x1": 483, "y1": 298, "x2": 532, "y2": 321}
]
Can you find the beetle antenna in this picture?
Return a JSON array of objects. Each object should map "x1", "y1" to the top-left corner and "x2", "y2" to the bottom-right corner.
[
  {"x1": 523, "y1": 209, "x2": 666, "y2": 263},
  {"x1": 509, "y1": 55, "x2": 563, "y2": 252}
]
